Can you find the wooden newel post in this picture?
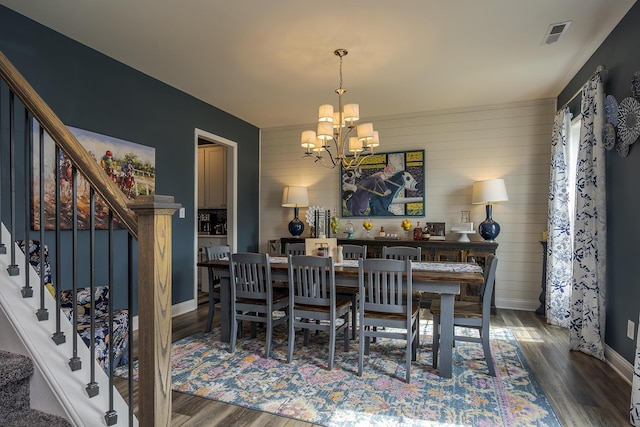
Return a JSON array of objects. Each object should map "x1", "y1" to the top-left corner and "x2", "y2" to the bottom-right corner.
[{"x1": 129, "y1": 195, "x2": 181, "y2": 427}]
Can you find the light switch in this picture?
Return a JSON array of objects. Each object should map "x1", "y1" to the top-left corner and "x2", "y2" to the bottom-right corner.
[{"x1": 179, "y1": 207, "x2": 185, "y2": 218}]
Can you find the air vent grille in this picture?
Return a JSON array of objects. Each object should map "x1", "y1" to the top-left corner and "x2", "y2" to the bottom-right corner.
[{"x1": 543, "y1": 21, "x2": 572, "y2": 45}]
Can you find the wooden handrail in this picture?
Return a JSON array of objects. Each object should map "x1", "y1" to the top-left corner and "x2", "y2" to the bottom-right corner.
[{"x1": 0, "y1": 50, "x2": 138, "y2": 239}]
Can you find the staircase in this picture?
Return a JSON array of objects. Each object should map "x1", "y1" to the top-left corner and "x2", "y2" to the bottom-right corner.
[
  {"x1": 0, "y1": 47, "x2": 179, "y2": 426},
  {"x1": 0, "y1": 350, "x2": 71, "y2": 426}
]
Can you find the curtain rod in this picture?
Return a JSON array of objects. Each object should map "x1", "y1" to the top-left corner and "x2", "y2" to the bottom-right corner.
[{"x1": 557, "y1": 65, "x2": 606, "y2": 112}]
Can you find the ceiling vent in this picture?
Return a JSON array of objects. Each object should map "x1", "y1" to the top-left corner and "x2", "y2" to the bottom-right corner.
[{"x1": 542, "y1": 21, "x2": 572, "y2": 45}]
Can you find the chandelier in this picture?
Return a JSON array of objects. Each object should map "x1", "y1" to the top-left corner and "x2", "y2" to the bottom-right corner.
[{"x1": 300, "y1": 48, "x2": 380, "y2": 170}]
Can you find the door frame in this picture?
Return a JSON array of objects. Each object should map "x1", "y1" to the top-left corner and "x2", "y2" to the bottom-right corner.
[{"x1": 193, "y1": 129, "x2": 238, "y2": 298}]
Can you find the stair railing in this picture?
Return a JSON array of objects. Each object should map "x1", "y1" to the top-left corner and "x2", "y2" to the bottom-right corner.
[{"x1": 0, "y1": 49, "x2": 178, "y2": 426}]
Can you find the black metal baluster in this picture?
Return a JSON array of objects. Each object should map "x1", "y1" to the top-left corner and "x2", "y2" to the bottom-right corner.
[
  {"x1": 105, "y1": 210, "x2": 117, "y2": 425},
  {"x1": 86, "y1": 187, "x2": 99, "y2": 397},
  {"x1": 69, "y1": 164, "x2": 81, "y2": 371},
  {"x1": 8, "y1": 91, "x2": 20, "y2": 279},
  {"x1": 0, "y1": 82, "x2": 5, "y2": 256},
  {"x1": 22, "y1": 109, "x2": 32, "y2": 298},
  {"x1": 52, "y1": 144, "x2": 65, "y2": 345},
  {"x1": 27, "y1": 114, "x2": 48, "y2": 321}
]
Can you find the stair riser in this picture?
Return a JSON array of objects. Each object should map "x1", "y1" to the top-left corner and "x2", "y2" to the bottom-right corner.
[{"x1": 0, "y1": 376, "x2": 31, "y2": 420}]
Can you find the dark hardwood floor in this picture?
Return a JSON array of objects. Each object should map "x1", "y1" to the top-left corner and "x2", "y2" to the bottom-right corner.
[{"x1": 116, "y1": 297, "x2": 632, "y2": 426}]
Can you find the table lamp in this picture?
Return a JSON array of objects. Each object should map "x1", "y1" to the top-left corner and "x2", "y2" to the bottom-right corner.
[
  {"x1": 472, "y1": 178, "x2": 509, "y2": 241},
  {"x1": 282, "y1": 186, "x2": 309, "y2": 237}
]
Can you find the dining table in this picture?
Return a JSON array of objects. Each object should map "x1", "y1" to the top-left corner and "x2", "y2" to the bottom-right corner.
[{"x1": 197, "y1": 256, "x2": 484, "y2": 378}]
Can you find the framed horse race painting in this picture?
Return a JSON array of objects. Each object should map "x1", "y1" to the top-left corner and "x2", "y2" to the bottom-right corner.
[
  {"x1": 31, "y1": 123, "x2": 156, "y2": 230},
  {"x1": 341, "y1": 150, "x2": 425, "y2": 218}
]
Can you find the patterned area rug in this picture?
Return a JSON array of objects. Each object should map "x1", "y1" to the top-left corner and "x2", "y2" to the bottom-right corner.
[{"x1": 118, "y1": 322, "x2": 561, "y2": 426}]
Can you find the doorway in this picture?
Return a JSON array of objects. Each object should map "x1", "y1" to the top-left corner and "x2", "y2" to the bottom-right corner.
[{"x1": 194, "y1": 129, "x2": 237, "y2": 300}]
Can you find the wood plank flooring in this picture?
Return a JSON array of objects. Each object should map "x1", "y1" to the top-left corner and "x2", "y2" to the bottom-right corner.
[{"x1": 115, "y1": 299, "x2": 632, "y2": 426}]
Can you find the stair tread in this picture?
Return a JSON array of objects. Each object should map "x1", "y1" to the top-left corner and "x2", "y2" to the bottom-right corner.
[
  {"x1": 0, "y1": 350, "x2": 33, "y2": 387},
  {"x1": 3, "y1": 408, "x2": 71, "y2": 427}
]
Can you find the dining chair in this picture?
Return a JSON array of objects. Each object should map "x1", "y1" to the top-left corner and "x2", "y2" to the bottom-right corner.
[
  {"x1": 430, "y1": 254, "x2": 498, "y2": 376},
  {"x1": 204, "y1": 245, "x2": 231, "y2": 333},
  {"x1": 382, "y1": 245, "x2": 421, "y2": 261},
  {"x1": 228, "y1": 252, "x2": 290, "y2": 358},
  {"x1": 285, "y1": 242, "x2": 306, "y2": 256},
  {"x1": 287, "y1": 255, "x2": 351, "y2": 370},
  {"x1": 357, "y1": 258, "x2": 420, "y2": 383},
  {"x1": 383, "y1": 246, "x2": 425, "y2": 308},
  {"x1": 336, "y1": 244, "x2": 366, "y2": 339}
]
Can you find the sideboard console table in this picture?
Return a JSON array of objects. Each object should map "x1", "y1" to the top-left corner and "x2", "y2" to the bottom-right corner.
[{"x1": 280, "y1": 237, "x2": 498, "y2": 310}]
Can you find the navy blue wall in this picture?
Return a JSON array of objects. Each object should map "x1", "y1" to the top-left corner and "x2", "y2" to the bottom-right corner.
[
  {"x1": 0, "y1": 5, "x2": 260, "y2": 306},
  {"x1": 558, "y1": 3, "x2": 640, "y2": 364}
]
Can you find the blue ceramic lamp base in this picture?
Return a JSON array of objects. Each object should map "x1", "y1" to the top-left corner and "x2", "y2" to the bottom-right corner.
[
  {"x1": 478, "y1": 203, "x2": 500, "y2": 241},
  {"x1": 288, "y1": 207, "x2": 305, "y2": 237}
]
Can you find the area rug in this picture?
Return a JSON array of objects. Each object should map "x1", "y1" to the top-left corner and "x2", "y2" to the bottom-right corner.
[{"x1": 117, "y1": 322, "x2": 561, "y2": 426}]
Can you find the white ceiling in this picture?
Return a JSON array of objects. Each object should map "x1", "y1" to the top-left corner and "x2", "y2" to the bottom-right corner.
[{"x1": 0, "y1": 0, "x2": 636, "y2": 128}]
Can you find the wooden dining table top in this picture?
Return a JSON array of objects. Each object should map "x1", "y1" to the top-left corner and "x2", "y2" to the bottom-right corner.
[{"x1": 197, "y1": 257, "x2": 484, "y2": 284}]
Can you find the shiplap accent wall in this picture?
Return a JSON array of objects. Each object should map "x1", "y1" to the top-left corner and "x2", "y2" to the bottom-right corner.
[{"x1": 260, "y1": 99, "x2": 555, "y2": 310}]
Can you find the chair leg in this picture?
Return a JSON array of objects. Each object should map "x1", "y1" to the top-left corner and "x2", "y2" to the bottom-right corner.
[
  {"x1": 265, "y1": 313, "x2": 272, "y2": 359},
  {"x1": 405, "y1": 333, "x2": 412, "y2": 384},
  {"x1": 328, "y1": 323, "x2": 336, "y2": 371},
  {"x1": 205, "y1": 293, "x2": 215, "y2": 333},
  {"x1": 230, "y1": 312, "x2": 238, "y2": 353},
  {"x1": 432, "y1": 314, "x2": 440, "y2": 369},
  {"x1": 358, "y1": 323, "x2": 365, "y2": 377},
  {"x1": 481, "y1": 325, "x2": 496, "y2": 376},
  {"x1": 412, "y1": 311, "x2": 419, "y2": 361},
  {"x1": 287, "y1": 307, "x2": 295, "y2": 363},
  {"x1": 343, "y1": 313, "x2": 350, "y2": 352},
  {"x1": 351, "y1": 295, "x2": 358, "y2": 340}
]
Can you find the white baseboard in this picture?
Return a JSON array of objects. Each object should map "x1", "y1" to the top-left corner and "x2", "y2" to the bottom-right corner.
[
  {"x1": 606, "y1": 344, "x2": 634, "y2": 385},
  {"x1": 131, "y1": 298, "x2": 198, "y2": 332},
  {"x1": 495, "y1": 297, "x2": 539, "y2": 312}
]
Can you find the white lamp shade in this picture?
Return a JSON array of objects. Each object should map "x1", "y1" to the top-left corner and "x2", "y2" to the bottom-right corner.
[
  {"x1": 333, "y1": 112, "x2": 345, "y2": 128},
  {"x1": 344, "y1": 104, "x2": 360, "y2": 122},
  {"x1": 472, "y1": 179, "x2": 509, "y2": 204},
  {"x1": 300, "y1": 130, "x2": 316, "y2": 148},
  {"x1": 318, "y1": 104, "x2": 334, "y2": 122},
  {"x1": 282, "y1": 186, "x2": 309, "y2": 207},
  {"x1": 357, "y1": 122, "x2": 374, "y2": 141},
  {"x1": 365, "y1": 130, "x2": 380, "y2": 147},
  {"x1": 349, "y1": 136, "x2": 363, "y2": 152},
  {"x1": 317, "y1": 121, "x2": 334, "y2": 141}
]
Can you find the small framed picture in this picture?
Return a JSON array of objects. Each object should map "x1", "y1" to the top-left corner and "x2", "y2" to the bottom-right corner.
[{"x1": 427, "y1": 222, "x2": 446, "y2": 240}]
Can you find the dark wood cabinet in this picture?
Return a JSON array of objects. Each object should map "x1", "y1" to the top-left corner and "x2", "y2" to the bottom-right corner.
[{"x1": 280, "y1": 237, "x2": 498, "y2": 308}]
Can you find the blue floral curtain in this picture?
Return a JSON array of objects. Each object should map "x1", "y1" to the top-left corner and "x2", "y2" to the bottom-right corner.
[
  {"x1": 632, "y1": 346, "x2": 640, "y2": 425},
  {"x1": 546, "y1": 108, "x2": 572, "y2": 328},
  {"x1": 570, "y1": 75, "x2": 606, "y2": 361}
]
